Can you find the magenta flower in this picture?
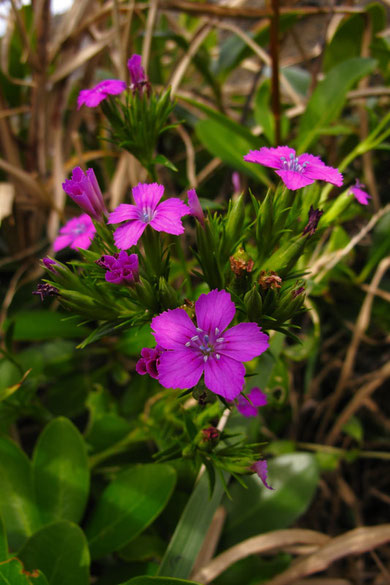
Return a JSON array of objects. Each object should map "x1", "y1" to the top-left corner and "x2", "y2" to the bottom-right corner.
[
  {"x1": 98, "y1": 251, "x2": 139, "y2": 285},
  {"x1": 136, "y1": 346, "x2": 164, "y2": 379},
  {"x1": 63, "y1": 167, "x2": 107, "y2": 220},
  {"x1": 127, "y1": 54, "x2": 150, "y2": 94},
  {"x1": 350, "y1": 180, "x2": 371, "y2": 205},
  {"x1": 77, "y1": 79, "x2": 127, "y2": 109},
  {"x1": 252, "y1": 460, "x2": 274, "y2": 490},
  {"x1": 53, "y1": 214, "x2": 96, "y2": 252},
  {"x1": 151, "y1": 289, "x2": 269, "y2": 401},
  {"x1": 187, "y1": 188, "x2": 205, "y2": 227},
  {"x1": 244, "y1": 146, "x2": 343, "y2": 191},
  {"x1": 237, "y1": 387, "x2": 267, "y2": 417},
  {"x1": 108, "y1": 183, "x2": 190, "y2": 250}
]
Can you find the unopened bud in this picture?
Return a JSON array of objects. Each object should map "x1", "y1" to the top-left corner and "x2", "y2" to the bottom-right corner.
[{"x1": 244, "y1": 287, "x2": 263, "y2": 321}]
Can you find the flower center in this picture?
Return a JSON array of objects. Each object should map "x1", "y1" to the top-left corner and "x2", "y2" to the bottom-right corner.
[
  {"x1": 71, "y1": 222, "x2": 86, "y2": 236},
  {"x1": 185, "y1": 327, "x2": 224, "y2": 362},
  {"x1": 139, "y1": 206, "x2": 155, "y2": 223},
  {"x1": 280, "y1": 153, "x2": 307, "y2": 174}
]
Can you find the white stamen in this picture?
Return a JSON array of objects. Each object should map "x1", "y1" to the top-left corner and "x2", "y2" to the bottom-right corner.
[
  {"x1": 185, "y1": 341, "x2": 191, "y2": 347},
  {"x1": 216, "y1": 337, "x2": 224, "y2": 343},
  {"x1": 216, "y1": 353, "x2": 220, "y2": 360},
  {"x1": 203, "y1": 355, "x2": 208, "y2": 362},
  {"x1": 215, "y1": 327, "x2": 220, "y2": 335},
  {"x1": 196, "y1": 327, "x2": 203, "y2": 332},
  {"x1": 191, "y1": 335, "x2": 199, "y2": 341}
]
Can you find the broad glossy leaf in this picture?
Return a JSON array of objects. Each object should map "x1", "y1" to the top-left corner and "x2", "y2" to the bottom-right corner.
[
  {"x1": 85, "y1": 464, "x2": 176, "y2": 559},
  {"x1": 0, "y1": 558, "x2": 49, "y2": 585},
  {"x1": 0, "y1": 437, "x2": 40, "y2": 550},
  {"x1": 18, "y1": 521, "x2": 90, "y2": 585},
  {"x1": 297, "y1": 57, "x2": 376, "y2": 152},
  {"x1": 32, "y1": 418, "x2": 90, "y2": 525},
  {"x1": 222, "y1": 453, "x2": 319, "y2": 547},
  {"x1": 121, "y1": 577, "x2": 200, "y2": 585}
]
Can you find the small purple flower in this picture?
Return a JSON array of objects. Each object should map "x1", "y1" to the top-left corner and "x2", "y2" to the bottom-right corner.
[
  {"x1": 302, "y1": 205, "x2": 324, "y2": 236},
  {"x1": 151, "y1": 289, "x2": 269, "y2": 401},
  {"x1": 42, "y1": 257, "x2": 58, "y2": 274},
  {"x1": 237, "y1": 387, "x2": 267, "y2": 417},
  {"x1": 98, "y1": 251, "x2": 139, "y2": 285},
  {"x1": 127, "y1": 54, "x2": 150, "y2": 95},
  {"x1": 53, "y1": 214, "x2": 96, "y2": 252},
  {"x1": 63, "y1": 167, "x2": 107, "y2": 220},
  {"x1": 251, "y1": 460, "x2": 274, "y2": 490},
  {"x1": 187, "y1": 188, "x2": 205, "y2": 227},
  {"x1": 136, "y1": 345, "x2": 164, "y2": 379},
  {"x1": 77, "y1": 79, "x2": 127, "y2": 109},
  {"x1": 33, "y1": 283, "x2": 59, "y2": 301},
  {"x1": 350, "y1": 180, "x2": 371, "y2": 205},
  {"x1": 108, "y1": 183, "x2": 190, "y2": 250},
  {"x1": 244, "y1": 146, "x2": 343, "y2": 191}
]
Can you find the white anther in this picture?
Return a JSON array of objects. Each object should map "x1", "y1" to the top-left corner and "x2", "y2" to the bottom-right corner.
[
  {"x1": 203, "y1": 355, "x2": 208, "y2": 362},
  {"x1": 216, "y1": 353, "x2": 220, "y2": 360},
  {"x1": 191, "y1": 335, "x2": 199, "y2": 341}
]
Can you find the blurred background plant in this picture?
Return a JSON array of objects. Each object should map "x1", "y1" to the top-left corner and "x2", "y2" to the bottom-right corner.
[{"x1": 1, "y1": 1, "x2": 390, "y2": 585}]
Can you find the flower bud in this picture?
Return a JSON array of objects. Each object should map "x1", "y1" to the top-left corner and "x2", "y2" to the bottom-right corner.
[
  {"x1": 222, "y1": 193, "x2": 246, "y2": 257},
  {"x1": 244, "y1": 286, "x2": 263, "y2": 322},
  {"x1": 62, "y1": 167, "x2": 107, "y2": 220},
  {"x1": 158, "y1": 277, "x2": 178, "y2": 310}
]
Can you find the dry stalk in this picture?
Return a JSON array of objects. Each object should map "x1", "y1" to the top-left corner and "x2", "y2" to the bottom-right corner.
[
  {"x1": 192, "y1": 529, "x2": 330, "y2": 584},
  {"x1": 263, "y1": 525, "x2": 390, "y2": 585},
  {"x1": 142, "y1": 0, "x2": 159, "y2": 73},
  {"x1": 176, "y1": 124, "x2": 197, "y2": 188},
  {"x1": 320, "y1": 256, "x2": 390, "y2": 442}
]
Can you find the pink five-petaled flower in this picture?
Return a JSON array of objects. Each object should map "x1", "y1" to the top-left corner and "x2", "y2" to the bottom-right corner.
[
  {"x1": 251, "y1": 460, "x2": 274, "y2": 490},
  {"x1": 244, "y1": 146, "x2": 343, "y2": 191},
  {"x1": 53, "y1": 214, "x2": 96, "y2": 252},
  {"x1": 98, "y1": 251, "x2": 139, "y2": 285},
  {"x1": 350, "y1": 180, "x2": 371, "y2": 205},
  {"x1": 236, "y1": 387, "x2": 267, "y2": 417},
  {"x1": 108, "y1": 183, "x2": 190, "y2": 250},
  {"x1": 77, "y1": 79, "x2": 127, "y2": 109},
  {"x1": 151, "y1": 289, "x2": 269, "y2": 401},
  {"x1": 63, "y1": 167, "x2": 107, "y2": 220},
  {"x1": 187, "y1": 188, "x2": 205, "y2": 227}
]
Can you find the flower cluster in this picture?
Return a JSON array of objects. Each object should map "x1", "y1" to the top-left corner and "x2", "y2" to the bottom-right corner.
[{"x1": 97, "y1": 251, "x2": 139, "y2": 285}]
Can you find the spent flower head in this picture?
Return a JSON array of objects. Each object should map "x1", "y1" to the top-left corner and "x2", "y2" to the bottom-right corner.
[
  {"x1": 53, "y1": 214, "x2": 96, "y2": 252},
  {"x1": 244, "y1": 146, "x2": 343, "y2": 191},
  {"x1": 302, "y1": 206, "x2": 324, "y2": 236},
  {"x1": 33, "y1": 283, "x2": 59, "y2": 301},
  {"x1": 108, "y1": 183, "x2": 190, "y2": 250},
  {"x1": 63, "y1": 167, "x2": 107, "y2": 220},
  {"x1": 127, "y1": 54, "x2": 150, "y2": 95},
  {"x1": 151, "y1": 289, "x2": 269, "y2": 400},
  {"x1": 77, "y1": 79, "x2": 127, "y2": 109},
  {"x1": 350, "y1": 180, "x2": 371, "y2": 205},
  {"x1": 251, "y1": 460, "x2": 274, "y2": 490}
]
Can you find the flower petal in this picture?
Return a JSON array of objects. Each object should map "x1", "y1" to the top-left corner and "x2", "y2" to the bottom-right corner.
[
  {"x1": 108, "y1": 204, "x2": 139, "y2": 225},
  {"x1": 244, "y1": 146, "x2": 296, "y2": 169},
  {"x1": 350, "y1": 181, "x2": 371, "y2": 205},
  {"x1": 204, "y1": 354, "x2": 245, "y2": 400},
  {"x1": 113, "y1": 221, "x2": 146, "y2": 249},
  {"x1": 195, "y1": 289, "x2": 235, "y2": 334},
  {"x1": 248, "y1": 387, "x2": 267, "y2": 407},
  {"x1": 218, "y1": 322, "x2": 269, "y2": 361},
  {"x1": 150, "y1": 199, "x2": 190, "y2": 235},
  {"x1": 275, "y1": 169, "x2": 314, "y2": 190},
  {"x1": 53, "y1": 234, "x2": 73, "y2": 252},
  {"x1": 132, "y1": 183, "x2": 164, "y2": 211},
  {"x1": 157, "y1": 349, "x2": 204, "y2": 389},
  {"x1": 71, "y1": 232, "x2": 94, "y2": 250},
  {"x1": 151, "y1": 308, "x2": 197, "y2": 349},
  {"x1": 236, "y1": 395, "x2": 258, "y2": 417},
  {"x1": 298, "y1": 154, "x2": 343, "y2": 187},
  {"x1": 252, "y1": 460, "x2": 274, "y2": 490}
]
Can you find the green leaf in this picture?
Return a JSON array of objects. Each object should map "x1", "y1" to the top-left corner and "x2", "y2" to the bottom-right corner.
[
  {"x1": 157, "y1": 471, "x2": 227, "y2": 579},
  {"x1": 153, "y1": 154, "x2": 178, "y2": 172},
  {"x1": 121, "y1": 578, "x2": 200, "y2": 585},
  {"x1": 18, "y1": 521, "x2": 90, "y2": 585},
  {"x1": 0, "y1": 558, "x2": 49, "y2": 585},
  {"x1": 32, "y1": 418, "x2": 90, "y2": 525},
  {"x1": 297, "y1": 57, "x2": 377, "y2": 152},
  {"x1": 85, "y1": 464, "x2": 176, "y2": 559},
  {"x1": 222, "y1": 453, "x2": 319, "y2": 547},
  {"x1": 0, "y1": 437, "x2": 40, "y2": 550},
  {"x1": 0, "y1": 515, "x2": 8, "y2": 562},
  {"x1": 323, "y1": 15, "x2": 364, "y2": 71},
  {"x1": 4, "y1": 311, "x2": 90, "y2": 341}
]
